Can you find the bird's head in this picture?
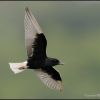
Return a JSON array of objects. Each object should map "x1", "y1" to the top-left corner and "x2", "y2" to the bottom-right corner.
[
  {"x1": 51, "y1": 58, "x2": 64, "y2": 66},
  {"x1": 45, "y1": 57, "x2": 64, "y2": 67}
]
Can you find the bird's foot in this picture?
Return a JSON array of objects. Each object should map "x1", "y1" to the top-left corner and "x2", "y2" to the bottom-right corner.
[{"x1": 18, "y1": 66, "x2": 26, "y2": 70}]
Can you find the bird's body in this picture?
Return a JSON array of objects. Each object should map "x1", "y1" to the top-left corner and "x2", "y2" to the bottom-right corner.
[{"x1": 9, "y1": 7, "x2": 64, "y2": 91}]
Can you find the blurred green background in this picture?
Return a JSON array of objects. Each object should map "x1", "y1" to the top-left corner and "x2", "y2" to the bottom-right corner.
[{"x1": 0, "y1": 1, "x2": 100, "y2": 99}]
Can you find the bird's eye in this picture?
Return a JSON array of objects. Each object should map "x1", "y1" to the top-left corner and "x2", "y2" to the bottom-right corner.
[{"x1": 54, "y1": 59, "x2": 59, "y2": 64}]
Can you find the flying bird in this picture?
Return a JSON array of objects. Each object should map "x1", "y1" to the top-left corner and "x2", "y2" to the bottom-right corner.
[{"x1": 9, "y1": 7, "x2": 64, "y2": 91}]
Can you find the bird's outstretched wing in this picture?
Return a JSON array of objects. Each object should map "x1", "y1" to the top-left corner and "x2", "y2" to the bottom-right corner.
[
  {"x1": 24, "y1": 7, "x2": 47, "y2": 58},
  {"x1": 34, "y1": 67, "x2": 63, "y2": 91}
]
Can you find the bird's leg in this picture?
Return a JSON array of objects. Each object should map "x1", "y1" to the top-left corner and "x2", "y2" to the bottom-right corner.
[
  {"x1": 18, "y1": 62, "x2": 28, "y2": 70},
  {"x1": 18, "y1": 67, "x2": 26, "y2": 70}
]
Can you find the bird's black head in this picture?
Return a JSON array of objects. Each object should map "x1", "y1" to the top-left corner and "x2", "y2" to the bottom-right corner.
[
  {"x1": 45, "y1": 57, "x2": 64, "y2": 67},
  {"x1": 51, "y1": 58, "x2": 60, "y2": 66}
]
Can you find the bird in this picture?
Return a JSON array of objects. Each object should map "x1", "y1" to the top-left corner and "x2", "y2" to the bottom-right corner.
[{"x1": 9, "y1": 7, "x2": 64, "y2": 91}]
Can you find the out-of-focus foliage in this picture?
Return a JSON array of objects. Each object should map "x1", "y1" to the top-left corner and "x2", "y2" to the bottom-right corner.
[{"x1": 0, "y1": 1, "x2": 100, "y2": 99}]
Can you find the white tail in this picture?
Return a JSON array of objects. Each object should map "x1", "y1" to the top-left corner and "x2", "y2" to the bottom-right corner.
[{"x1": 9, "y1": 61, "x2": 27, "y2": 74}]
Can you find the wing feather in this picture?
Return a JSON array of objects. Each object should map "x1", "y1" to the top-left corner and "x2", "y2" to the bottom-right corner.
[
  {"x1": 24, "y1": 7, "x2": 43, "y2": 57},
  {"x1": 34, "y1": 68, "x2": 63, "y2": 91}
]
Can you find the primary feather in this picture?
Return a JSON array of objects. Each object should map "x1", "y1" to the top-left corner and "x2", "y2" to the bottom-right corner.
[
  {"x1": 34, "y1": 68, "x2": 63, "y2": 91},
  {"x1": 24, "y1": 7, "x2": 43, "y2": 57}
]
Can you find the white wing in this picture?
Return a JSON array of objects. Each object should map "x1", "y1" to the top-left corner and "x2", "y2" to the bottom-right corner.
[
  {"x1": 34, "y1": 68, "x2": 63, "y2": 91},
  {"x1": 24, "y1": 7, "x2": 43, "y2": 57}
]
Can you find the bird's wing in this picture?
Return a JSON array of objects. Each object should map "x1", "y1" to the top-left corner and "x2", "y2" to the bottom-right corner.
[
  {"x1": 24, "y1": 7, "x2": 46, "y2": 57},
  {"x1": 34, "y1": 67, "x2": 63, "y2": 91}
]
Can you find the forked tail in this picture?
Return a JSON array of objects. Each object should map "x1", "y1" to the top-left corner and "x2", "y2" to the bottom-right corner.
[{"x1": 9, "y1": 61, "x2": 27, "y2": 74}]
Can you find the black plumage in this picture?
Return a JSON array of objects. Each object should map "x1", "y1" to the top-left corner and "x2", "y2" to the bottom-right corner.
[
  {"x1": 25, "y1": 7, "x2": 63, "y2": 91},
  {"x1": 27, "y1": 33, "x2": 62, "y2": 81},
  {"x1": 9, "y1": 7, "x2": 64, "y2": 91}
]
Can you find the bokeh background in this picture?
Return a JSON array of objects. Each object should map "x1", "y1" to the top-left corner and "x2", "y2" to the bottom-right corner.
[{"x1": 0, "y1": 1, "x2": 100, "y2": 99}]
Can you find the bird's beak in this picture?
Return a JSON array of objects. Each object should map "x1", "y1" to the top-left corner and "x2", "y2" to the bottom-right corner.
[{"x1": 59, "y1": 62, "x2": 64, "y2": 65}]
